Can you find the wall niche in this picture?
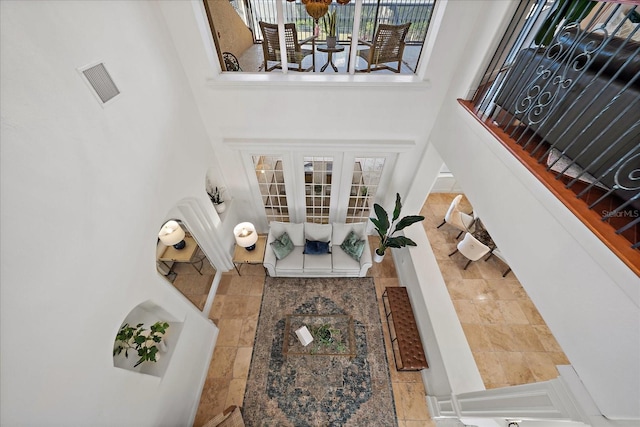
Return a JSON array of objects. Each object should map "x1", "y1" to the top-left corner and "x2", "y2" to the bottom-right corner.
[{"x1": 112, "y1": 300, "x2": 183, "y2": 377}]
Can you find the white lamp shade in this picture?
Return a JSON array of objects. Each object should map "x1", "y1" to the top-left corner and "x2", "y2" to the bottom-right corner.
[
  {"x1": 234, "y1": 222, "x2": 258, "y2": 248},
  {"x1": 158, "y1": 220, "x2": 186, "y2": 246}
]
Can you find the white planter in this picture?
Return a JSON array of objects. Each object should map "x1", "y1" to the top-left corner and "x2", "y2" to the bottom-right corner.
[
  {"x1": 214, "y1": 202, "x2": 226, "y2": 214},
  {"x1": 373, "y1": 250, "x2": 386, "y2": 263}
]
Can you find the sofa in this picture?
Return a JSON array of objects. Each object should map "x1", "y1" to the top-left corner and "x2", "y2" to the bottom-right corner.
[{"x1": 263, "y1": 221, "x2": 372, "y2": 277}]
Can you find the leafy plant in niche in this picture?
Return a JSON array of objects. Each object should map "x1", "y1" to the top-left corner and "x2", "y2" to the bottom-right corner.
[{"x1": 113, "y1": 321, "x2": 169, "y2": 367}]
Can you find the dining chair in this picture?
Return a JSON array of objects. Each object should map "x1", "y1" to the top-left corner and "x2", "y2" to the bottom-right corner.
[
  {"x1": 437, "y1": 194, "x2": 475, "y2": 239},
  {"x1": 485, "y1": 248, "x2": 512, "y2": 277},
  {"x1": 348, "y1": 22, "x2": 411, "y2": 73},
  {"x1": 449, "y1": 232, "x2": 491, "y2": 270},
  {"x1": 259, "y1": 21, "x2": 316, "y2": 72}
]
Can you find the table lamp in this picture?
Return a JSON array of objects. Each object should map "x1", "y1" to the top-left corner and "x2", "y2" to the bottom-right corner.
[
  {"x1": 234, "y1": 222, "x2": 258, "y2": 251},
  {"x1": 159, "y1": 220, "x2": 186, "y2": 250}
]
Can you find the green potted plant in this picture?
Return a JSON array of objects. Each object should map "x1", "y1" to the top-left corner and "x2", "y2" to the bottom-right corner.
[
  {"x1": 207, "y1": 186, "x2": 226, "y2": 214},
  {"x1": 323, "y1": 9, "x2": 337, "y2": 48},
  {"x1": 113, "y1": 321, "x2": 169, "y2": 368},
  {"x1": 369, "y1": 193, "x2": 425, "y2": 262}
]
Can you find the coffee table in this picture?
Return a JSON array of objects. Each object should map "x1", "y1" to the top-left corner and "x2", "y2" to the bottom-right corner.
[{"x1": 283, "y1": 314, "x2": 356, "y2": 358}]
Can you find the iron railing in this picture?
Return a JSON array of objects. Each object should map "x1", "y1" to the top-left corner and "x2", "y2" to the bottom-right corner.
[
  {"x1": 469, "y1": 0, "x2": 639, "y2": 257},
  {"x1": 231, "y1": 0, "x2": 434, "y2": 44}
]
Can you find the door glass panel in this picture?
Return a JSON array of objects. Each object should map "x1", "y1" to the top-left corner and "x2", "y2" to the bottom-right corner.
[
  {"x1": 253, "y1": 155, "x2": 289, "y2": 222},
  {"x1": 347, "y1": 157, "x2": 385, "y2": 223},
  {"x1": 304, "y1": 157, "x2": 333, "y2": 224}
]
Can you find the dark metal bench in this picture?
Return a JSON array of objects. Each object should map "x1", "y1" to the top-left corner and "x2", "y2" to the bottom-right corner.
[{"x1": 382, "y1": 287, "x2": 428, "y2": 371}]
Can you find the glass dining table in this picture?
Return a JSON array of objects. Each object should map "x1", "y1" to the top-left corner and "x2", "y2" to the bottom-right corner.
[{"x1": 468, "y1": 218, "x2": 496, "y2": 249}]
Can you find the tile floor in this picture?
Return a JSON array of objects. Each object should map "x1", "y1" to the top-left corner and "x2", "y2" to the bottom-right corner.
[{"x1": 183, "y1": 193, "x2": 567, "y2": 426}]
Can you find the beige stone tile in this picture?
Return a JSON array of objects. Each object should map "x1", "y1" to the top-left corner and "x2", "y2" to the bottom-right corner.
[
  {"x1": 438, "y1": 259, "x2": 464, "y2": 281},
  {"x1": 397, "y1": 381, "x2": 429, "y2": 420},
  {"x1": 532, "y1": 325, "x2": 564, "y2": 352},
  {"x1": 518, "y1": 299, "x2": 546, "y2": 325},
  {"x1": 549, "y1": 351, "x2": 570, "y2": 365},
  {"x1": 507, "y1": 325, "x2": 546, "y2": 352},
  {"x1": 208, "y1": 346, "x2": 237, "y2": 380},
  {"x1": 249, "y1": 278, "x2": 265, "y2": 296},
  {"x1": 496, "y1": 352, "x2": 535, "y2": 385},
  {"x1": 475, "y1": 299, "x2": 505, "y2": 324},
  {"x1": 194, "y1": 383, "x2": 228, "y2": 427},
  {"x1": 473, "y1": 352, "x2": 507, "y2": 385},
  {"x1": 391, "y1": 381, "x2": 406, "y2": 420},
  {"x1": 209, "y1": 295, "x2": 225, "y2": 320},
  {"x1": 485, "y1": 279, "x2": 518, "y2": 300},
  {"x1": 217, "y1": 275, "x2": 232, "y2": 295},
  {"x1": 453, "y1": 300, "x2": 481, "y2": 324},
  {"x1": 461, "y1": 323, "x2": 494, "y2": 352},
  {"x1": 216, "y1": 318, "x2": 244, "y2": 347},
  {"x1": 238, "y1": 317, "x2": 258, "y2": 347},
  {"x1": 225, "y1": 378, "x2": 247, "y2": 408},
  {"x1": 245, "y1": 295, "x2": 262, "y2": 316},
  {"x1": 220, "y1": 295, "x2": 249, "y2": 318},
  {"x1": 484, "y1": 324, "x2": 515, "y2": 351},
  {"x1": 524, "y1": 352, "x2": 560, "y2": 382},
  {"x1": 497, "y1": 300, "x2": 530, "y2": 324},
  {"x1": 227, "y1": 276, "x2": 254, "y2": 295},
  {"x1": 507, "y1": 280, "x2": 530, "y2": 300},
  {"x1": 233, "y1": 347, "x2": 253, "y2": 379}
]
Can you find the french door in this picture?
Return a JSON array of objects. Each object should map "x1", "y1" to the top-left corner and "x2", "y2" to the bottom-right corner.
[{"x1": 250, "y1": 152, "x2": 391, "y2": 225}]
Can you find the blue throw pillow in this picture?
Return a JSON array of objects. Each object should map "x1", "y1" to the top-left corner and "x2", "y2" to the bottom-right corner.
[
  {"x1": 270, "y1": 232, "x2": 294, "y2": 260},
  {"x1": 303, "y1": 239, "x2": 331, "y2": 255}
]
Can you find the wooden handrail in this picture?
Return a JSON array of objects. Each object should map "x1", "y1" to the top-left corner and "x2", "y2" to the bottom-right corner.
[{"x1": 458, "y1": 99, "x2": 640, "y2": 277}]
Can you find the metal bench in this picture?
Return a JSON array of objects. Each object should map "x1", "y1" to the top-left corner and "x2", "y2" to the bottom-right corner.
[{"x1": 382, "y1": 287, "x2": 428, "y2": 371}]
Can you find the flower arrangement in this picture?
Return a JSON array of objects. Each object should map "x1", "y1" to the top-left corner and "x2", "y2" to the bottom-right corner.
[{"x1": 113, "y1": 321, "x2": 169, "y2": 367}]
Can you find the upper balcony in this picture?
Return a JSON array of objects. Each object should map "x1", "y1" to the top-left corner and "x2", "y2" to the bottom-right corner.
[
  {"x1": 203, "y1": 0, "x2": 435, "y2": 74},
  {"x1": 461, "y1": 0, "x2": 640, "y2": 275}
]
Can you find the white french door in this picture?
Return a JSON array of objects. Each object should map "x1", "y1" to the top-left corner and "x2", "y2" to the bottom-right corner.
[{"x1": 249, "y1": 151, "x2": 393, "y2": 225}]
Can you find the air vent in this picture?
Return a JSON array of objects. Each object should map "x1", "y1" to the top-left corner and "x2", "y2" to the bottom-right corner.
[{"x1": 80, "y1": 63, "x2": 120, "y2": 104}]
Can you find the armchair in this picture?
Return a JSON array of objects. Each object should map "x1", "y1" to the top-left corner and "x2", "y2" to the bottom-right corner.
[
  {"x1": 348, "y1": 23, "x2": 411, "y2": 73},
  {"x1": 259, "y1": 21, "x2": 316, "y2": 72}
]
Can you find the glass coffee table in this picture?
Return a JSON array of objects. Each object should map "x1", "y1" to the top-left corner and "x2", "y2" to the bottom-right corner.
[{"x1": 283, "y1": 314, "x2": 356, "y2": 358}]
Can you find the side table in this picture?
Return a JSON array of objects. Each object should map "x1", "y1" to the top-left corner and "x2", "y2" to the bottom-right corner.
[
  {"x1": 158, "y1": 235, "x2": 206, "y2": 275},
  {"x1": 233, "y1": 234, "x2": 267, "y2": 275},
  {"x1": 317, "y1": 44, "x2": 345, "y2": 72}
]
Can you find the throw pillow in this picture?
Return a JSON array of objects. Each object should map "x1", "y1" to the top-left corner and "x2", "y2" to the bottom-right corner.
[
  {"x1": 270, "y1": 232, "x2": 294, "y2": 260},
  {"x1": 303, "y1": 239, "x2": 331, "y2": 255},
  {"x1": 340, "y1": 230, "x2": 366, "y2": 261}
]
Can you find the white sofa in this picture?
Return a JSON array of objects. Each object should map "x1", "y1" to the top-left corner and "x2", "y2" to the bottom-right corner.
[{"x1": 263, "y1": 222, "x2": 372, "y2": 277}]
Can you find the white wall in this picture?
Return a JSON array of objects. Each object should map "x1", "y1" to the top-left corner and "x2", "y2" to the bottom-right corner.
[{"x1": 1, "y1": 1, "x2": 219, "y2": 425}]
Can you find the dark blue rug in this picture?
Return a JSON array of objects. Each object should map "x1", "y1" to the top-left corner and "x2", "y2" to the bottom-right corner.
[{"x1": 243, "y1": 277, "x2": 397, "y2": 426}]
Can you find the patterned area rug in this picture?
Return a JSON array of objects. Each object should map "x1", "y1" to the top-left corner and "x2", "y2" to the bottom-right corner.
[{"x1": 243, "y1": 277, "x2": 397, "y2": 427}]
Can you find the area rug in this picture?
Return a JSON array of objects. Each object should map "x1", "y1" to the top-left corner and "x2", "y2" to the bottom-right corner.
[{"x1": 243, "y1": 277, "x2": 397, "y2": 427}]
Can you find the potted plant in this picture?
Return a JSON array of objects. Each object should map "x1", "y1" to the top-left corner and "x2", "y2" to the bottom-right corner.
[
  {"x1": 113, "y1": 321, "x2": 169, "y2": 368},
  {"x1": 323, "y1": 9, "x2": 337, "y2": 48},
  {"x1": 369, "y1": 193, "x2": 425, "y2": 263},
  {"x1": 207, "y1": 186, "x2": 226, "y2": 214}
]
